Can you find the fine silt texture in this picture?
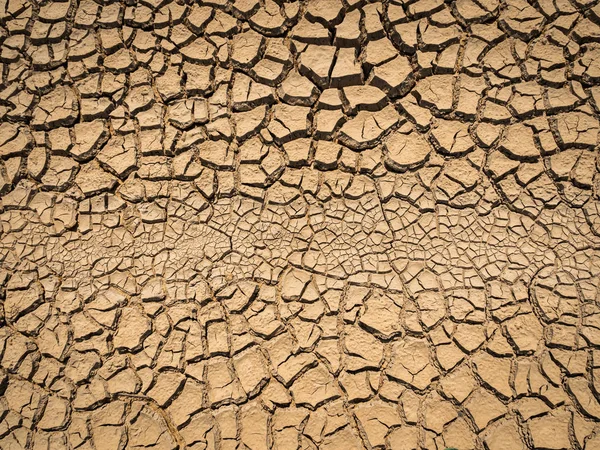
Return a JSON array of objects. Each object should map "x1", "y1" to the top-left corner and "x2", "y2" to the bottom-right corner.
[{"x1": 1, "y1": 0, "x2": 600, "y2": 449}]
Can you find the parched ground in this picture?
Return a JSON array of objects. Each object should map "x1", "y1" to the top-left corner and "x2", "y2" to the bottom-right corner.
[{"x1": 2, "y1": 0, "x2": 600, "y2": 449}]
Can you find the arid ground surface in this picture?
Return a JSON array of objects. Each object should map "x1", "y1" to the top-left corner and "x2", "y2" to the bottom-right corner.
[{"x1": 3, "y1": 0, "x2": 600, "y2": 449}]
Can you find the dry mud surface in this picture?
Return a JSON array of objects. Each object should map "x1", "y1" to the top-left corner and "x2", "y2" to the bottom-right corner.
[{"x1": 3, "y1": 0, "x2": 600, "y2": 449}]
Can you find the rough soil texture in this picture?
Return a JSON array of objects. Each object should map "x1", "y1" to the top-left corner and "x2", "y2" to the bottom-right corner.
[{"x1": 3, "y1": 0, "x2": 600, "y2": 449}]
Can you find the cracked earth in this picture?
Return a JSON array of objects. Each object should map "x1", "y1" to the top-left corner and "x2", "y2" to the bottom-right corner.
[{"x1": 3, "y1": 0, "x2": 600, "y2": 449}]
